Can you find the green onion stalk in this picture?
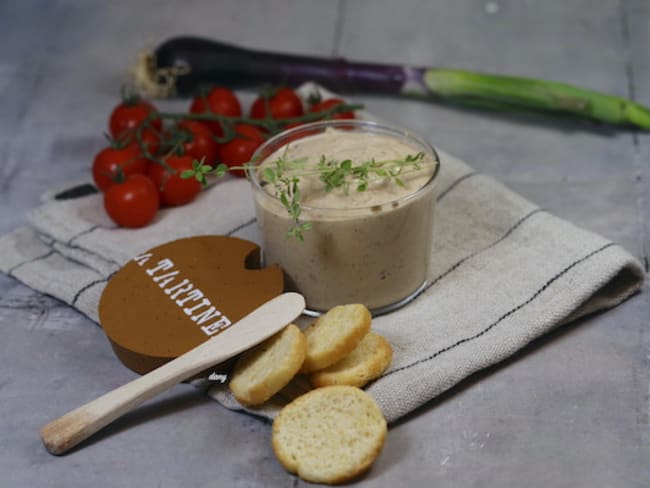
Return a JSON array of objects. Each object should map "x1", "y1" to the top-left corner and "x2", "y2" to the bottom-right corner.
[{"x1": 133, "y1": 36, "x2": 650, "y2": 130}]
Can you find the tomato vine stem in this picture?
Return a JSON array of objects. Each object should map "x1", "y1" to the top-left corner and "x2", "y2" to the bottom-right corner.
[{"x1": 128, "y1": 102, "x2": 363, "y2": 173}]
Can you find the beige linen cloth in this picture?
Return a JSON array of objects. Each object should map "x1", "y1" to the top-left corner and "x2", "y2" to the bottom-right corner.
[{"x1": 0, "y1": 85, "x2": 644, "y2": 423}]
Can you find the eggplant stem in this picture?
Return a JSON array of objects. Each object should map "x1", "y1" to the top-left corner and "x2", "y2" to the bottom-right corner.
[{"x1": 130, "y1": 50, "x2": 189, "y2": 98}]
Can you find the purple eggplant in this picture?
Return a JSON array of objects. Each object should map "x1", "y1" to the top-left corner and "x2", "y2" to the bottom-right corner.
[{"x1": 132, "y1": 36, "x2": 650, "y2": 129}]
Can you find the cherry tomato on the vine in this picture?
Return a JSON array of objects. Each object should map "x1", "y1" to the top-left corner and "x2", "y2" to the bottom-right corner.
[
  {"x1": 309, "y1": 98, "x2": 355, "y2": 120},
  {"x1": 109, "y1": 99, "x2": 162, "y2": 141},
  {"x1": 218, "y1": 124, "x2": 265, "y2": 178},
  {"x1": 283, "y1": 121, "x2": 304, "y2": 131},
  {"x1": 189, "y1": 87, "x2": 242, "y2": 137},
  {"x1": 104, "y1": 174, "x2": 159, "y2": 228},
  {"x1": 281, "y1": 122, "x2": 320, "y2": 144},
  {"x1": 92, "y1": 144, "x2": 149, "y2": 192},
  {"x1": 250, "y1": 88, "x2": 304, "y2": 120},
  {"x1": 112, "y1": 128, "x2": 162, "y2": 159},
  {"x1": 135, "y1": 129, "x2": 162, "y2": 157},
  {"x1": 148, "y1": 155, "x2": 202, "y2": 206},
  {"x1": 176, "y1": 120, "x2": 218, "y2": 166}
]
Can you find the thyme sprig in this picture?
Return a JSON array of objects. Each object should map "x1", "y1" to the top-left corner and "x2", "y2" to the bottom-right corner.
[
  {"x1": 183, "y1": 151, "x2": 429, "y2": 241},
  {"x1": 316, "y1": 151, "x2": 425, "y2": 194},
  {"x1": 262, "y1": 158, "x2": 314, "y2": 241}
]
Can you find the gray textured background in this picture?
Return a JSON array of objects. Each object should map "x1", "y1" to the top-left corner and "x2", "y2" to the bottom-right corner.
[{"x1": 0, "y1": 1, "x2": 648, "y2": 487}]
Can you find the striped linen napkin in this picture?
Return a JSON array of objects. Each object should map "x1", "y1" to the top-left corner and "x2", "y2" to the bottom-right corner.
[{"x1": 0, "y1": 84, "x2": 643, "y2": 423}]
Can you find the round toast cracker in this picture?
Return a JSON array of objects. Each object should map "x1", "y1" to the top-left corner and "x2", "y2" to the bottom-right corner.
[
  {"x1": 309, "y1": 332, "x2": 392, "y2": 388},
  {"x1": 272, "y1": 385, "x2": 387, "y2": 484},
  {"x1": 229, "y1": 324, "x2": 306, "y2": 405},
  {"x1": 300, "y1": 304, "x2": 371, "y2": 373}
]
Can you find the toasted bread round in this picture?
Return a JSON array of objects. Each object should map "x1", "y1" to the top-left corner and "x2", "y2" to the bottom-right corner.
[
  {"x1": 272, "y1": 385, "x2": 387, "y2": 484},
  {"x1": 300, "y1": 304, "x2": 371, "y2": 373},
  {"x1": 229, "y1": 324, "x2": 306, "y2": 405},
  {"x1": 308, "y1": 332, "x2": 392, "y2": 388}
]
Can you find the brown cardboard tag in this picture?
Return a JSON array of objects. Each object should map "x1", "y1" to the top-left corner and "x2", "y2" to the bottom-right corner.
[{"x1": 99, "y1": 235, "x2": 284, "y2": 374}]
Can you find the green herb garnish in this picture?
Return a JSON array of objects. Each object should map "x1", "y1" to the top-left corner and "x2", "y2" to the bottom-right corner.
[{"x1": 184, "y1": 151, "x2": 429, "y2": 241}]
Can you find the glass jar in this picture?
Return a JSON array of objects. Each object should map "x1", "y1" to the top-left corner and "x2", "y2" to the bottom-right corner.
[{"x1": 250, "y1": 120, "x2": 440, "y2": 315}]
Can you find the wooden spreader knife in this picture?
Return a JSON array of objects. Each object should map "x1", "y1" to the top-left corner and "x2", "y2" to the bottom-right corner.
[{"x1": 40, "y1": 292, "x2": 305, "y2": 455}]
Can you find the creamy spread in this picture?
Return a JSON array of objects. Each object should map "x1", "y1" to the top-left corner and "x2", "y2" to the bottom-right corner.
[
  {"x1": 252, "y1": 125, "x2": 438, "y2": 313},
  {"x1": 265, "y1": 130, "x2": 434, "y2": 210}
]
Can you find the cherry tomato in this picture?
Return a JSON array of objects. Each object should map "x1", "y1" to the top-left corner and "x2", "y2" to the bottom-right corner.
[
  {"x1": 111, "y1": 128, "x2": 162, "y2": 159},
  {"x1": 283, "y1": 121, "x2": 304, "y2": 130},
  {"x1": 135, "y1": 129, "x2": 162, "y2": 157},
  {"x1": 176, "y1": 120, "x2": 218, "y2": 166},
  {"x1": 148, "y1": 155, "x2": 202, "y2": 206},
  {"x1": 189, "y1": 87, "x2": 242, "y2": 136},
  {"x1": 310, "y1": 98, "x2": 355, "y2": 120},
  {"x1": 104, "y1": 174, "x2": 159, "y2": 228},
  {"x1": 109, "y1": 99, "x2": 162, "y2": 140},
  {"x1": 92, "y1": 145, "x2": 149, "y2": 192},
  {"x1": 280, "y1": 121, "x2": 320, "y2": 144},
  {"x1": 218, "y1": 124, "x2": 264, "y2": 177},
  {"x1": 250, "y1": 88, "x2": 304, "y2": 120}
]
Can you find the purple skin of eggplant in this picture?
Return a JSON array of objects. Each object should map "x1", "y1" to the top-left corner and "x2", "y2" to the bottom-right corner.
[
  {"x1": 151, "y1": 37, "x2": 650, "y2": 129},
  {"x1": 153, "y1": 36, "x2": 423, "y2": 97}
]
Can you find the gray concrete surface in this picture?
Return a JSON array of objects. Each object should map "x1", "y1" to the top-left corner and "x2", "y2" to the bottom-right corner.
[{"x1": 0, "y1": 1, "x2": 648, "y2": 487}]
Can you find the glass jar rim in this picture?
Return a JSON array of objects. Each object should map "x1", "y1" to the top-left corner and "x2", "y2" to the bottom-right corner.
[{"x1": 249, "y1": 119, "x2": 441, "y2": 212}]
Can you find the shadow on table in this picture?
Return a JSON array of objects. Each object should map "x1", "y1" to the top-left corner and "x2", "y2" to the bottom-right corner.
[{"x1": 63, "y1": 383, "x2": 212, "y2": 455}]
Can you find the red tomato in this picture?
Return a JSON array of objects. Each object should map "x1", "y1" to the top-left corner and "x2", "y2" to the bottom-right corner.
[
  {"x1": 104, "y1": 174, "x2": 159, "y2": 228},
  {"x1": 250, "y1": 88, "x2": 304, "y2": 120},
  {"x1": 135, "y1": 129, "x2": 162, "y2": 157},
  {"x1": 92, "y1": 145, "x2": 149, "y2": 192},
  {"x1": 310, "y1": 98, "x2": 355, "y2": 120},
  {"x1": 177, "y1": 120, "x2": 218, "y2": 166},
  {"x1": 189, "y1": 87, "x2": 242, "y2": 136},
  {"x1": 281, "y1": 122, "x2": 320, "y2": 144},
  {"x1": 109, "y1": 99, "x2": 162, "y2": 140},
  {"x1": 283, "y1": 121, "x2": 304, "y2": 130},
  {"x1": 148, "y1": 155, "x2": 202, "y2": 206},
  {"x1": 112, "y1": 128, "x2": 162, "y2": 158},
  {"x1": 218, "y1": 124, "x2": 264, "y2": 177}
]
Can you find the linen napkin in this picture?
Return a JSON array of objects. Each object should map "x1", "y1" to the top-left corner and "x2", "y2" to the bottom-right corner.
[{"x1": 0, "y1": 84, "x2": 644, "y2": 424}]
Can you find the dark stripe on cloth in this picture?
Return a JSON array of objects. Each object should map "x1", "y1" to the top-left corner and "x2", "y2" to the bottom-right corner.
[
  {"x1": 383, "y1": 242, "x2": 616, "y2": 378},
  {"x1": 436, "y1": 172, "x2": 480, "y2": 202},
  {"x1": 67, "y1": 225, "x2": 99, "y2": 245},
  {"x1": 226, "y1": 217, "x2": 256, "y2": 236},
  {"x1": 71, "y1": 274, "x2": 115, "y2": 306},
  {"x1": 419, "y1": 208, "x2": 545, "y2": 297},
  {"x1": 7, "y1": 250, "x2": 56, "y2": 275}
]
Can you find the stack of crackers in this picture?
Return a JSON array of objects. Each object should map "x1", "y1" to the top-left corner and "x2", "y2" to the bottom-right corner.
[{"x1": 228, "y1": 304, "x2": 392, "y2": 485}]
